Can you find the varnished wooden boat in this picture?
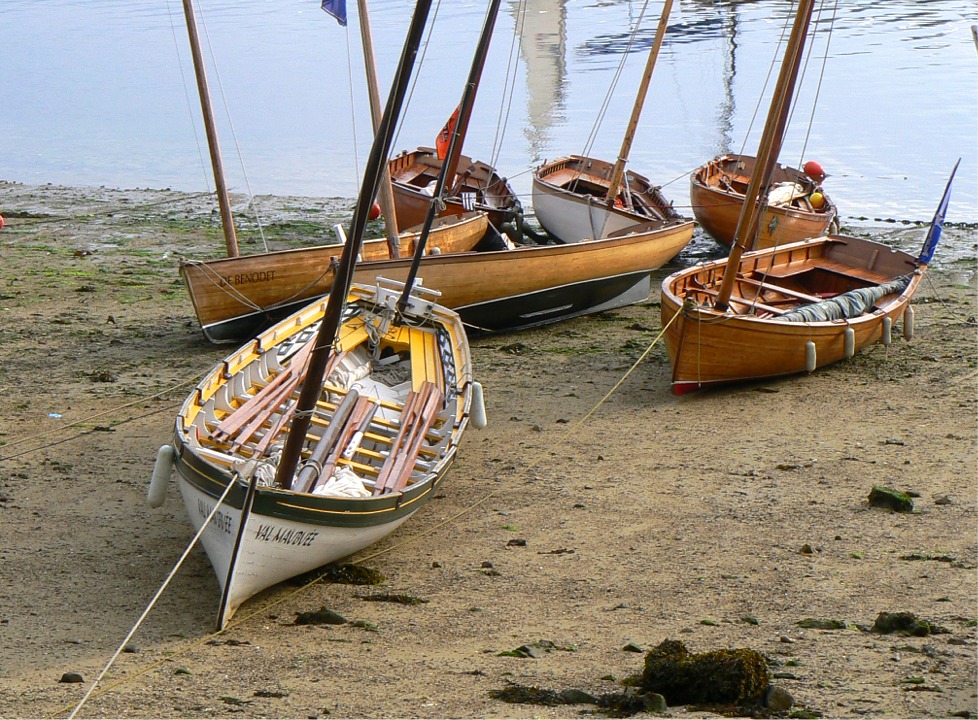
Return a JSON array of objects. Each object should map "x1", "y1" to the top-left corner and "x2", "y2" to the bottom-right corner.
[
  {"x1": 530, "y1": 1, "x2": 694, "y2": 263},
  {"x1": 533, "y1": 154, "x2": 691, "y2": 243},
  {"x1": 661, "y1": 0, "x2": 957, "y2": 394},
  {"x1": 185, "y1": 214, "x2": 693, "y2": 340},
  {"x1": 180, "y1": 211, "x2": 487, "y2": 343},
  {"x1": 690, "y1": 153, "x2": 838, "y2": 249},
  {"x1": 660, "y1": 233, "x2": 924, "y2": 393},
  {"x1": 152, "y1": 1, "x2": 485, "y2": 630},
  {"x1": 155, "y1": 279, "x2": 479, "y2": 628},
  {"x1": 388, "y1": 146, "x2": 522, "y2": 233}
]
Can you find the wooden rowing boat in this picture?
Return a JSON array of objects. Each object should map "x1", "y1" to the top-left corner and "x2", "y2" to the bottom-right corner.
[
  {"x1": 179, "y1": 211, "x2": 487, "y2": 343},
  {"x1": 533, "y1": 154, "x2": 690, "y2": 243},
  {"x1": 689, "y1": 153, "x2": 838, "y2": 249},
  {"x1": 152, "y1": 0, "x2": 484, "y2": 629},
  {"x1": 160, "y1": 279, "x2": 478, "y2": 627},
  {"x1": 531, "y1": 0, "x2": 694, "y2": 262},
  {"x1": 180, "y1": 0, "x2": 686, "y2": 343},
  {"x1": 660, "y1": 0, "x2": 957, "y2": 394},
  {"x1": 183, "y1": 213, "x2": 693, "y2": 339},
  {"x1": 661, "y1": 233, "x2": 924, "y2": 393},
  {"x1": 176, "y1": 0, "x2": 488, "y2": 344},
  {"x1": 388, "y1": 146, "x2": 522, "y2": 235}
]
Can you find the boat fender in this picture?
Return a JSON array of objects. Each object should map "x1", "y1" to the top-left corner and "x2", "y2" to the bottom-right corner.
[
  {"x1": 470, "y1": 381, "x2": 488, "y2": 429},
  {"x1": 148, "y1": 444, "x2": 176, "y2": 508},
  {"x1": 843, "y1": 327, "x2": 855, "y2": 358},
  {"x1": 881, "y1": 317, "x2": 892, "y2": 346},
  {"x1": 903, "y1": 306, "x2": 915, "y2": 341},
  {"x1": 805, "y1": 341, "x2": 816, "y2": 373}
]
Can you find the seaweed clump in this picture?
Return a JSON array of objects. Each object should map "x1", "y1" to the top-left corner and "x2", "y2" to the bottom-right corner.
[{"x1": 640, "y1": 639, "x2": 770, "y2": 706}]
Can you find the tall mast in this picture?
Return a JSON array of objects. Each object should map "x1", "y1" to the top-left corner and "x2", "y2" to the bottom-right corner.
[
  {"x1": 398, "y1": 0, "x2": 502, "y2": 312},
  {"x1": 714, "y1": 0, "x2": 815, "y2": 311},
  {"x1": 275, "y1": 0, "x2": 433, "y2": 490},
  {"x1": 442, "y1": 0, "x2": 499, "y2": 190},
  {"x1": 356, "y1": 0, "x2": 401, "y2": 255},
  {"x1": 604, "y1": 0, "x2": 674, "y2": 209},
  {"x1": 181, "y1": 0, "x2": 239, "y2": 258}
]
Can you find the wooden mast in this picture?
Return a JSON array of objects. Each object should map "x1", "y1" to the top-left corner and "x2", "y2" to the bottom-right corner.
[
  {"x1": 356, "y1": 0, "x2": 401, "y2": 255},
  {"x1": 275, "y1": 0, "x2": 432, "y2": 490},
  {"x1": 713, "y1": 0, "x2": 815, "y2": 311},
  {"x1": 398, "y1": 0, "x2": 502, "y2": 311},
  {"x1": 442, "y1": 0, "x2": 499, "y2": 192},
  {"x1": 181, "y1": 0, "x2": 239, "y2": 258},
  {"x1": 604, "y1": 0, "x2": 674, "y2": 210}
]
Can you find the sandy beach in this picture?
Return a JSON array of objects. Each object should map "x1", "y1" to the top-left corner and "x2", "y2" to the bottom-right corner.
[{"x1": 0, "y1": 181, "x2": 974, "y2": 719}]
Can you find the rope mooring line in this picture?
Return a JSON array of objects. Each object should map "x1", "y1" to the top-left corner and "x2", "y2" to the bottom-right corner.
[
  {"x1": 50, "y1": 310, "x2": 680, "y2": 715},
  {"x1": 63, "y1": 474, "x2": 240, "y2": 720}
]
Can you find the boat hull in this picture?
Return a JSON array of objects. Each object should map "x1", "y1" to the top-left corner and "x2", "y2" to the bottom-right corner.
[
  {"x1": 532, "y1": 155, "x2": 689, "y2": 243},
  {"x1": 180, "y1": 211, "x2": 486, "y2": 343},
  {"x1": 661, "y1": 234, "x2": 922, "y2": 393},
  {"x1": 689, "y1": 153, "x2": 838, "y2": 250},
  {"x1": 171, "y1": 283, "x2": 473, "y2": 627},
  {"x1": 388, "y1": 147, "x2": 522, "y2": 231},
  {"x1": 184, "y1": 217, "x2": 695, "y2": 342}
]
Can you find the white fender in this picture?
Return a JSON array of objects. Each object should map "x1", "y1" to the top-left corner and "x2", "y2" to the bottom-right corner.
[
  {"x1": 903, "y1": 305, "x2": 915, "y2": 341},
  {"x1": 470, "y1": 381, "x2": 488, "y2": 429},
  {"x1": 148, "y1": 444, "x2": 176, "y2": 508},
  {"x1": 882, "y1": 316, "x2": 892, "y2": 345},
  {"x1": 805, "y1": 341, "x2": 816, "y2": 373},
  {"x1": 844, "y1": 327, "x2": 855, "y2": 358}
]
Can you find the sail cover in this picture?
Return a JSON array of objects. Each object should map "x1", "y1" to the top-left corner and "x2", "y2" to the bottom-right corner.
[{"x1": 775, "y1": 276, "x2": 911, "y2": 323}]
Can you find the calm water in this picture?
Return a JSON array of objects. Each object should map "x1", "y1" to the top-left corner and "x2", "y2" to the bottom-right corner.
[{"x1": 2, "y1": 0, "x2": 976, "y2": 227}]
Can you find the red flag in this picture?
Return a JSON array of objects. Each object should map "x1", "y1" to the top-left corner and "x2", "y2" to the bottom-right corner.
[{"x1": 435, "y1": 106, "x2": 460, "y2": 160}]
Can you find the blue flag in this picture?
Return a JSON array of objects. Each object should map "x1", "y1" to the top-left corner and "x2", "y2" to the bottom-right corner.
[
  {"x1": 322, "y1": 0, "x2": 347, "y2": 26},
  {"x1": 918, "y1": 158, "x2": 960, "y2": 265}
]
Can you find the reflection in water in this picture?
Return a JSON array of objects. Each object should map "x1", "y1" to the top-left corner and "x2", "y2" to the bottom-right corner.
[
  {"x1": 514, "y1": 0, "x2": 567, "y2": 163},
  {"x1": 714, "y1": 4, "x2": 738, "y2": 156},
  {"x1": 0, "y1": 0, "x2": 974, "y2": 226}
]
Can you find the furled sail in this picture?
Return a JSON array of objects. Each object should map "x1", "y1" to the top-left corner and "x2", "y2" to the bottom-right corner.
[{"x1": 775, "y1": 276, "x2": 911, "y2": 322}]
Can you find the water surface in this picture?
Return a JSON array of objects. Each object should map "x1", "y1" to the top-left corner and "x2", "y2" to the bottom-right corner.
[{"x1": 2, "y1": 0, "x2": 975, "y2": 227}]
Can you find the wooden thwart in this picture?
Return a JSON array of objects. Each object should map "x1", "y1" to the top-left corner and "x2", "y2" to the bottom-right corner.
[
  {"x1": 210, "y1": 345, "x2": 343, "y2": 452},
  {"x1": 373, "y1": 382, "x2": 444, "y2": 496}
]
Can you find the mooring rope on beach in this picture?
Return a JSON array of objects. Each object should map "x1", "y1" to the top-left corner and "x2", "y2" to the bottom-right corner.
[{"x1": 43, "y1": 312, "x2": 678, "y2": 717}]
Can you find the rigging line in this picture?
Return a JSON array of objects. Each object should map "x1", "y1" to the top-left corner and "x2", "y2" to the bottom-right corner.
[
  {"x1": 0, "y1": 378, "x2": 198, "y2": 460},
  {"x1": 580, "y1": 0, "x2": 651, "y2": 160},
  {"x1": 488, "y1": 0, "x2": 526, "y2": 172},
  {"x1": 342, "y1": 16, "x2": 362, "y2": 184},
  {"x1": 393, "y1": 0, "x2": 443, "y2": 152},
  {"x1": 64, "y1": 473, "x2": 241, "y2": 720},
  {"x1": 165, "y1": 0, "x2": 212, "y2": 191},
  {"x1": 0, "y1": 402, "x2": 184, "y2": 463},
  {"x1": 49, "y1": 312, "x2": 682, "y2": 709},
  {"x1": 195, "y1": 0, "x2": 270, "y2": 253},
  {"x1": 738, "y1": 0, "x2": 795, "y2": 158},
  {"x1": 795, "y1": 0, "x2": 838, "y2": 165}
]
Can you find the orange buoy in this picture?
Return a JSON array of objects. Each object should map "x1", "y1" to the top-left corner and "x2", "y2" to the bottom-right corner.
[{"x1": 368, "y1": 201, "x2": 382, "y2": 221}]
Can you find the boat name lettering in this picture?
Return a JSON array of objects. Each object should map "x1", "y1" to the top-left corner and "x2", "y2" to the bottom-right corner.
[
  {"x1": 197, "y1": 499, "x2": 233, "y2": 534},
  {"x1": 223, "y1": 270, "x2": 276, "y2": 287},
  {"x1": 255, "y1": 524, "x2": 318, "y2": 547}
]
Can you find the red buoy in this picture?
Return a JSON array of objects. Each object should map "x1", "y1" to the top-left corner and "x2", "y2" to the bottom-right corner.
[
  {"x1": 0, "y1": 214, "x2": 5, "y2": 230},
  {"x1": 368, "y1": 201, "x2": 382, "y2": 221},
  {"x1": 803, "y1": 160, "x2": 826, "y2": 181}
]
